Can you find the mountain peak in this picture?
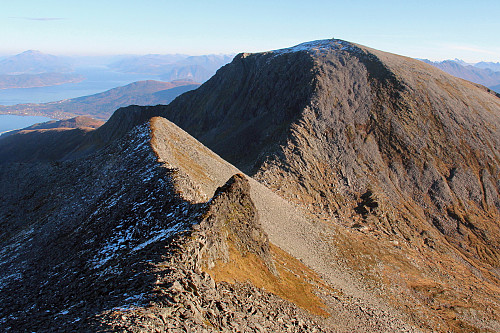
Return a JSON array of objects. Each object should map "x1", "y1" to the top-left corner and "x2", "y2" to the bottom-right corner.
[
  {"x1": 20, "y1": 50, "x2": 44, "y2": 55},
  {"x1": 0, "y1": 49, "x2": 70, "y2": 74},
  {"x1": 270, "y1": 38, "x2": 356, "y2": 56}
]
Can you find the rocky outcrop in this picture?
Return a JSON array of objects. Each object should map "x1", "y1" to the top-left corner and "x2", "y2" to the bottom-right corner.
[
  {"x1": 97, "y1": 174, "x2": 326, "y2": 332},
  {"x1": 195, "y1": 174, "x2": 277, "y2": 275},
  {"x1": 158, "y1": 50, "x2": 317, "y2": 171}
]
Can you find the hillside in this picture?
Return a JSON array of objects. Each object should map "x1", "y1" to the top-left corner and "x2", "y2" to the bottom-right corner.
[
  {"x1": 0, "y1": 115, "x2": 103, "y2": 137},
  {"x1": 0, "y1": 39, "x2": 499, "y2": 332},
  {"x1": 0, "y1": 116, "x2": 104, "y2": 163},
  {"x1": 156, "y1": 39, "x2": 500, "y2": 331},
  {"x1": 0, "y1": 80, "x2": 199, "y2": 120}
]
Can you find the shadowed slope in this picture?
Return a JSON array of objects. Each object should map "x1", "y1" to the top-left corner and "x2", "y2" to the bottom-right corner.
[
  {"x1": 0, "y1": 116, "x2": 104, "y2": 164},
  {"x1": 2, "y1": 116, "x2": 419, "y2": 331}
]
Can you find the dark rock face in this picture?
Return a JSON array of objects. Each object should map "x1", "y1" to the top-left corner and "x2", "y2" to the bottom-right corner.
[
  {"x1": 197, "y1": 174, "x2": 276, "y2": 275},
  {"x1": 157, "y1": 51, "x2": 317, "y2": 171}
]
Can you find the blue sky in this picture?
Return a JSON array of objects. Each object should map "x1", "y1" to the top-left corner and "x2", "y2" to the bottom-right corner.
[{"x1": 1, "y1": 0, "x2": 499, "y2": 62}]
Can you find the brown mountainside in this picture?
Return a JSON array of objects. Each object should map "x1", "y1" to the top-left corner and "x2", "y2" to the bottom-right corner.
[
  {"x1": 157, "y1": 40, "x2": 499, "y2": 259},
  {"x1": 0, "y1": 116, "x2": 104, "y2": 163},
  {"x1": 153, "y1": 39, "x2": 500, "y2": 331},
  {"x1": 0, "y1": 117, "x2": 418, "y2": 332}
]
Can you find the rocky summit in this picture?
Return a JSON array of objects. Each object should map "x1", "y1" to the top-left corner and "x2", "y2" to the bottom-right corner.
[{"x1": 0, "y1": 39, "x2": 499, "y2": 332}]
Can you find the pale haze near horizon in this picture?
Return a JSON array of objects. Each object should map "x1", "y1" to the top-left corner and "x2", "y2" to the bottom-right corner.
[{"x1": 1, "y1": 0, "x2": 499, "y2": 63}]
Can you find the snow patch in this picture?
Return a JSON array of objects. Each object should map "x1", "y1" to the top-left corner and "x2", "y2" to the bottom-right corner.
[
  {"x1": 112, "y1": 293, "x2": 146, "y2": 311},
  {"x1": 131, "y1": 224, "x2": 184, "y2": 253}
]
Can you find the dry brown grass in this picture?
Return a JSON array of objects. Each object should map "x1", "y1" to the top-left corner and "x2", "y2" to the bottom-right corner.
[
  {"x1": 205, "y1": 238, "x2": 330, "y2": 317},
  {"x1": 150, "y1": 118, "x2": 211, "y2": 184},
  {"x1": 330, "y1": 221, "x2": 500, "y2": 332}
]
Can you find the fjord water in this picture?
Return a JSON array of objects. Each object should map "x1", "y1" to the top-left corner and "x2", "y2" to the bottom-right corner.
[
  {"x1": 0, "y1": 115, "x2": 53, "y2": 134},
  {"x1": 0, "y1": 67, "x2": 161, "y2": 105}
]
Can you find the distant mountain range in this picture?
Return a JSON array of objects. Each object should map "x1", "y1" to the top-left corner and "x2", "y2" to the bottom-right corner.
[
  {"x1": 0, "y1": 50, "x2": 83, "y2": 89},
  {"x1": 420, "y1": 59, "x2": 500, "y2": 93},
  {"x1": 109, "y1": 54, "x2": 234, "y2": 82},
  {"x1": 0, "y1": 80, "x2": 200, "y2": 120},
  {"x1": 475, "y1": 61, "x2": 500, "y2": 72},
  {"x1": 0, "y1": 50, "x2": 232, "y2": 94}
]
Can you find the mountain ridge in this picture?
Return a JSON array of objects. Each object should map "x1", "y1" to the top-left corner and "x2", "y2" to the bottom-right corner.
[
  {"x1": 153, "y1": 38, "x2": 500, "y2": 330},
  {"x1": 109, "y1": 54, "x2": 234, "y2": 82}
]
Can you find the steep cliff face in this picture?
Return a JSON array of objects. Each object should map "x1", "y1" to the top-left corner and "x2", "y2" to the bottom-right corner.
[{"x1": 158, "y1": 50, "x2": 317, "y2": 170}]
